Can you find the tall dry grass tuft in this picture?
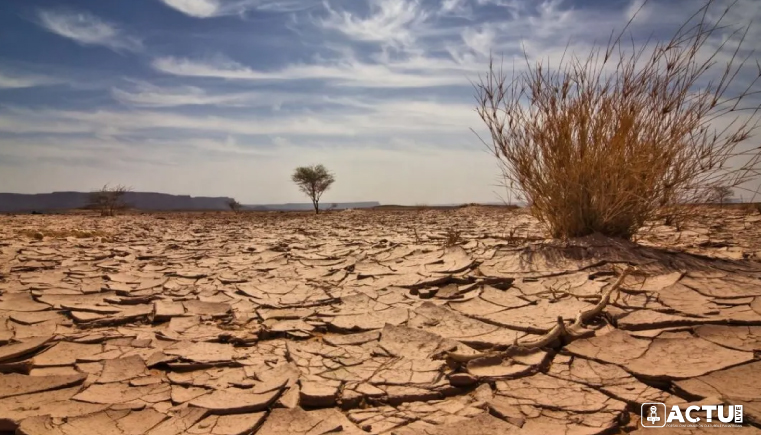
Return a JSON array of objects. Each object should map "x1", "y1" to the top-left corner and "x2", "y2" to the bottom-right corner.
[{"x1": 476, "y1": 0, "x2": 761, "y2": 239}]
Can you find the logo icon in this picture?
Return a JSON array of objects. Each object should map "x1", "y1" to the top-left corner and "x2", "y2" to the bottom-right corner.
[{"x1": 642, "y1": 403, "x2": 667, "y2": 428}]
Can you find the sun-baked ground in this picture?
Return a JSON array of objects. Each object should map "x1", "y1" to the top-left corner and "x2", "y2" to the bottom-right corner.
[{"x1": 1, "y1": 205, "x2": 760, "y2": 435}]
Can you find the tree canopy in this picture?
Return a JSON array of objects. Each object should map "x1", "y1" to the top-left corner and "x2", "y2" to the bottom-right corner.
[{"x1": 291, "y1": 165, "x2": 335, "y2": 214}]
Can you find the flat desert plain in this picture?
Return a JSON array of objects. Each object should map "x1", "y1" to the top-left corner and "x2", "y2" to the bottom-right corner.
[{"x1": 1, "y1": 206, "x2": 761, "y2": 435}]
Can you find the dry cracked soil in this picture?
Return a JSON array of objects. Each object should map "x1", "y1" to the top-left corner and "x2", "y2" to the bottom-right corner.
[{"x1": 1, "y1": 205, "x2": 761, "y2": 435}]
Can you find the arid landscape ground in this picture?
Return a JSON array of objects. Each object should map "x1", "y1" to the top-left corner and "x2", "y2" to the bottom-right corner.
[{"x1": 1, "y1": 205, "x2": 761, "y2": 435}]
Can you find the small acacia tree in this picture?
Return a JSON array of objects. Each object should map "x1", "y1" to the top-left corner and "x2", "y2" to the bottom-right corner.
[
  {"x1": 475, "y1": 0, "x2": 761, "y2": 239},
  {"x1": 89, "y1": 184, "x2": 131, "y2": 217},
  {"x1": 291, "y1": 165, "x2": 335, "y2": 214}
]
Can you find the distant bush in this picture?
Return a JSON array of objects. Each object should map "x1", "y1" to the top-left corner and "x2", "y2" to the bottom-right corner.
[
  {"x1": 89, "y1": 184, "x2": 131, "y2": 217},
  {"x1": 476, "y1": 0, "x2": 761, "y2": 239},
  {"x1": 227, "y1": 198, "x2": 242, "y2": 213}
]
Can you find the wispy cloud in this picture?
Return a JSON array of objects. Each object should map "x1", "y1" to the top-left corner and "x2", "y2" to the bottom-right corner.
[
  {"x1": 0, "y1": 70, "x2": 59, "y2": 89},
  {"x1": 0, "y1": 94, "x2": 479, "y2": 138},
  {"x1": 152, "y1": 55, "x2": 471, "y2": 87},
  {"x1": 36, "y1": 9, "x2": 141, "y2": 52},
  {"x1": 318, "y1": 0, "x2": 429, "y2": 48},
  {"x1": 157, "y1": 0, "x2": 219, "y2": 18},
  {"x1": 112, "y1": 81, "x2": 254, "y2": 107},
  {"x1": 157, "y1": 0, "x2": 320, "y2": 18}
]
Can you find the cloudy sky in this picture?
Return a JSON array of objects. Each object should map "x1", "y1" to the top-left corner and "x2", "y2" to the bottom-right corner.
[{"x1": 0, "y1": 0, "x2": 759, "y2": 205}]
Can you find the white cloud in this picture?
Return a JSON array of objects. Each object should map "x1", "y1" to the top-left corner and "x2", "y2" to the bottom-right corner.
[
  {"x1": 461, "y1": 25, "x2": 496, "y2": 57},
  {"x1": 111, "y1": 80, "x2": 327, "y2": 109},
  {"x1": 112, "y1": 81, "x2": 251, "y2": 107},
  {"x1": 318, "y1": 0, "x2": 429, "y2": 48},
  {"x1": 36, "y1": 9, "x2": 141, "y2": 52},
  {"x1": 158, "y1": 0, "x2": 219, "y2": 18},
  {"x1": 0, "y1": 71, "x2": 59, "y2": 89},
  {"x1": 157, "y1": 0, "x2": 320, "y2": 18},
  {"x1": 0, "y1": 93, "x2": 480, "y2": 139},
  {"x1": 152, "y1": 55, "x2": 472, "y2": 88}
]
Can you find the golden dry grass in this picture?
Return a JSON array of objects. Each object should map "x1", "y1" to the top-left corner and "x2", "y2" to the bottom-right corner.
[{"x1": 476, "y1": 0, "x2": 761, "y2": 239}]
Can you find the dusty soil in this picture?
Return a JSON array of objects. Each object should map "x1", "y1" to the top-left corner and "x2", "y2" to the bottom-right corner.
[{"x1": 1, "y1": 206, "x2": 760, "y2": 435}]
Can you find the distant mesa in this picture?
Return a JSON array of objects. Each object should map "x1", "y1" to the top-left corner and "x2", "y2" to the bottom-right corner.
[{"x1": 0, "y1": 191, "x2": 380, "y2": 213}]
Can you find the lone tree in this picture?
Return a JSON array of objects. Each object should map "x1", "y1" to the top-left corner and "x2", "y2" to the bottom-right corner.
[
  {"x1": 89, "y1": 184, "x2": 131, "y2": 217},
  {"x1": 227, "y1": 198, "x2": 242, "y2": 213},
  {"x1": 291, "y1": 164, "x2": 335, "y2": 214},
  {"x1": 475, "y1": 0, "x2": 761, "y2": 239}
]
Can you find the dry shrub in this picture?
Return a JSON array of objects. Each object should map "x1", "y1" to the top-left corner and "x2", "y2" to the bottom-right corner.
[
  {"x1": 89, "y1": 184, "x2": 131, "y2": 217},
  {"x1": 443, "y1": 227, "x2": 462, "y2": 246},
  {"x1": 476, "y1": 0, "x2": 761, "y2": 239},
  {"x1": 227, "y1": 199, "x2": 242, "y2": 213}
]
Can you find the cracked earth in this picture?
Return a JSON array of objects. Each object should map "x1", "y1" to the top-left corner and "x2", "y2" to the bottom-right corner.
[{"x1": 1, "y1": 206, "x2": 761, "y2": 435}]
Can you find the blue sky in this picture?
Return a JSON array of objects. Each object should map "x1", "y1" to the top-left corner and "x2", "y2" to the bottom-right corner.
[{"x1": 0, "y1": 0, "x2": 759, "y2": 204}]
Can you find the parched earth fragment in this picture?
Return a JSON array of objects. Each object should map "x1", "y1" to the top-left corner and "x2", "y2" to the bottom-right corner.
[
  {"x1": 680, "y1": 275, "x2": 761, "y2": 298},
  {"x1": 0, "y1": 386, "x2": 109, "y2": 431},
  {"x1": 393, "y1": 413, "x2": 522, "y2": 435},
  {"x1": 466, "y1": 349, "x2": 551, "y2": 379},
  {"x1": 0, "y1": 293, "x2": 52, "y2": 312},
  {"x1": 378, "y1": 324, "x2": 462, "y2": 360},
  {"x1": 320, "y1": 293, "x2": 409, "y2": 331},
  {"x1": 0, "y1": 373, "x2": 86, "y2": 399},
  {"x1": 300, "y1": 380, "x2": 339, "y2": 407},
  {"x1": 653, "y1": 282, "x2": 719, "y2": 316},
  {"x1": 183, "y1": 300, "x2": 231, "y2": 318},
  {"x1": 256, "y1": 407, "x2": 366, "y2": 435},
  {"x1": 423, "y1": 246, "x2": 475, "y2": 274},
  {"x1": 615, "y1": 310, "x2": 712, "y2": 330},
  {"x1": 323, "y1": 330, "x2": 380, "y2": 346},
  {"x1": 189, "y1": 387, "x2": 283, "y2": 414},
  {"x1": 673, "y1": 360, "x2": 761, "y2": 425},
  {"x1": 347, "y1": 395, "x2": 488, "y2": 434},
  {"x1": 625, "y1": 336, "x2": 753, "y2": 380},
  {"x1": 163, "y1": 341, "x2": 235, "y2": 364},
  {"x1": 0, "y1": 336, "x2": 54, "y2": 362},
  {"x1": 146, "y1": 407, "x2": 209, "y2": 435},
  {"x1": 408, "y1": 302, "x2": 525, "y2": 347},
  {"x1": 548, "y1": 354, "x2": 680, "y2": 406},
  {"x1": 481, "y1": 297, "x2": 596, "y2": 333},
  {"x1": 72, "y1": 382, "x2": 159, "y2": 404},
  {"x1": 489, "y1": 373, "x2": 628, "y2": 434},
  {"x1": 97, "y1": 355, "x2": 148, "y2": 383},
  {"x1": 188, "y1": 412, "x2": 266, "y2": 435},
  {"x1": 153, "y1": 300, "x2": 186, "y2": 320},
  {"x1": 16, "y1": 408, "x2": 168, "y2": 435},
  {"x1": 693, "y1": 324, "x2": 761, "y2": 351},
  {"x1": 32, "y1": 341, "x2": 103, "y2": 367},
  {"x1": 561, "y1": 329, "x2": 651, "y2": 366},
  {"x1": 565, "y1": 329, "x2": 754, "y2": 380}
]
